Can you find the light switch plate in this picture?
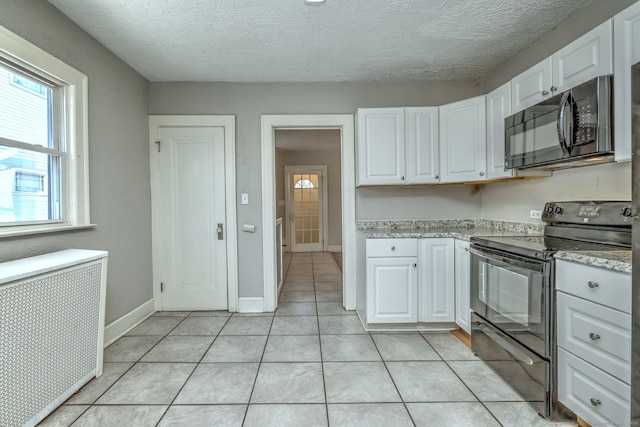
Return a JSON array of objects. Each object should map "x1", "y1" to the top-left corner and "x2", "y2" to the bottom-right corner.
[
  {"x1": 243, "y1": 223, "x2": 256, "y2": 232},
  {"x1": 241, "y1": 193, "x2": 249, "y2": 205}
]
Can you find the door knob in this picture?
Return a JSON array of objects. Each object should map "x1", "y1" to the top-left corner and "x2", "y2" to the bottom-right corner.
[{"x1": 542, "y1": 90, "x2": 549, "y2": 96}]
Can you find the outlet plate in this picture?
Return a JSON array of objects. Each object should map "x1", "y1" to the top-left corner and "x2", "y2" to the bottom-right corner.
[{"x1": 530, "y1": 210, "x2": 542, "y2": 219}]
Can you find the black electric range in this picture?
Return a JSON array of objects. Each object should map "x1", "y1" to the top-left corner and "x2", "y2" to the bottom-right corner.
[{"x1": 471, "y1": 201, "x2": 632, "y2": 259}]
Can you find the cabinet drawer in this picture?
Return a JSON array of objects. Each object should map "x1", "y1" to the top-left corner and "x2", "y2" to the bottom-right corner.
[
  {"x1": 366, "y1": 238, "x2": 417, "y2": 257},
  {"x1": 557, "y1": 292, "x2": 631, "y2": 383},
  {"x1": 558, "y1": 348, "x2": 630, "y2": 427},
  {"x1": 555, "y1": 260, "x2": 631, "y2": 313}
]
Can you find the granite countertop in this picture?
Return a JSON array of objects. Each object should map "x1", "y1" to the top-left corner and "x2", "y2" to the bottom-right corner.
[
  {"x1": 554, "y1": 250, "x2": 632, "y2": 274},
  {"x1": 357, "y1": 219, "x2": 544, "y2": 241}
]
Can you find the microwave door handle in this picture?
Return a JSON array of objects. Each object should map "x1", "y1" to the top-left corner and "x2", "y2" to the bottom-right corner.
[{"x1": 557, "y1": 91, "x2": 571, "y2": 156}]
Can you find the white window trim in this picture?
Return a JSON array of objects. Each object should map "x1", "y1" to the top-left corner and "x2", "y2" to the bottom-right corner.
[{"x1": 0, "y1": 24, "x2": 91, "y2": 237}]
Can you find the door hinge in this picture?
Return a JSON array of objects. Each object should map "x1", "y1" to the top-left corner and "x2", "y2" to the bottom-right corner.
[
  {"x1": 160, "y1": 282, "x2": 164, "y2": 292},
  {"x1": 155, "y1": 140, "x2": 161, "y2": 152}
]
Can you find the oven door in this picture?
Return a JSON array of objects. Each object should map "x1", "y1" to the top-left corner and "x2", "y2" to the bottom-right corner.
[{"x1": 470, "y1": 245, "x2": 552, "y2": 358}]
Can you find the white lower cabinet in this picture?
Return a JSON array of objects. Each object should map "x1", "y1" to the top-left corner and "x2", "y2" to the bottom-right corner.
[
  {"x1": 366, "y1": 239, "x2": 418, "y2": 323},
  {"x1": 556, "y1": 260, "x2": 631, "y2": 426},
  {"x1": 364, "y1": 237, "x2": 460, "y2": 325},
  {"x1": 454, "y1": 239, "x2": 471, "y2": 333},
  {"x1": 419, "y1": 238, "x2": 455, "y2": 322}
]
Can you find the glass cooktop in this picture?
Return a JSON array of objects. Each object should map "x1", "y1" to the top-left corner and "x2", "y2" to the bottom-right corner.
[{"x1": 470, "y1": 235, "x2": 629, "y2": 260}]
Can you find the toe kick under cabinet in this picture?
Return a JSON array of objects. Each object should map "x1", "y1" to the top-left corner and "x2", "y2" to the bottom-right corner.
[
  {"x1": 556, "y1": 260, "x2": 632, "y2": 427},
  {"x1": 363, "y1": 237, "x2": 458, "y2": 326}
]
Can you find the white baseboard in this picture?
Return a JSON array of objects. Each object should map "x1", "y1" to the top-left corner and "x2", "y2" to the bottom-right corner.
[
  {"x1": 328, "y1": 245, "x2": 342, "y2": 252},
  {"x1": 104, "y1": 298, "x2": 155, "y2": 347},
  {"x1": 238, "y1": 297, "x2": 265, "y2": 313}
]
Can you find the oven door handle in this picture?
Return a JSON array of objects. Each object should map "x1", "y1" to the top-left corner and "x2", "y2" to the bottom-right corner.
[
  {"x1": 469, "y1": 247, "x2": 546, "y2": 273},
  {"x1": 477, "y1": 324, "x2": 534, "y2": 366}
]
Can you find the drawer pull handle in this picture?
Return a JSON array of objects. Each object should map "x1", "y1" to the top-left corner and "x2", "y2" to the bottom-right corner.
[
  {"x1": 590, "y1": 398, "x2": 601, "y2": 407},
  {"x1": 587, "y1": 281, "x2": 599, "y2": 289},
  {"x1": 391, "y1": 246, "x2": 396, "y2": 251},
  {"x1": 589, "y1": 333, "x2": 601, "y2": 341}
]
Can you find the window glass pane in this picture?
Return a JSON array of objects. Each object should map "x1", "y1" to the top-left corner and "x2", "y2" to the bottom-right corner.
[
  {"x1": 0, "y1": 63, "x2": 53, "y2": 148},
  {"x1": 0, "y1": 146, "x2": 60, "y2": 223}
]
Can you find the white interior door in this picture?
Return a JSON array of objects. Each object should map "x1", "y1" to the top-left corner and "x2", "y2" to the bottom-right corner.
[
  {"x1": 158, "y1": 126, "x2": 227, "y2": 310},
  {"x1": 285, "y1": 166, "x2": 326, "y2": 253}
]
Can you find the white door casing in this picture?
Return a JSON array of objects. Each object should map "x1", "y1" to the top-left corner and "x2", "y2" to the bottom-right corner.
[
  {"x1": 285, "y1": 165, "x2": 328, "y2": 253},
  {"x1": 262, "y1": 115, "x2": 356, "y2": 312},
  {"x1": 149, "y1": 115, "x2": 238, "y2": 312}
]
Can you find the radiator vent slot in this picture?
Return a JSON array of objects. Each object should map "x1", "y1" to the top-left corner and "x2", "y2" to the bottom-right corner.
[{"x1": 0, "y1": 250, "x2": 108, "y2": 427}]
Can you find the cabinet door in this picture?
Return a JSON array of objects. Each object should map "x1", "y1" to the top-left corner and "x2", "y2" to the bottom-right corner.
[
  {"x1": 406, "y1": 107, "x2": 439, "y2": 184},
  {"x1": 454, "y1": 239, "x2": 471, "y2": 333},
  {"x1": 558, "y1": 348, "x2": 630, "y2": 427},
  {"x1": 486, "y1": 83, "x2": 512, "y2": 180},
  {"x1": 419, "y1": 238, "x2": 454, "y2": 322},
  {"x1": 366, "y1": 257, "x2": 418, "y2": 323},
  {"x1": 614, "y1": 4, "x2": 640, "y2": 162},
  {"x1": 439, "y1": 96, "x2": 487, "y2": 183},
  {"x1": 511, "y1": 58, "x2": 553, "y2": 113},
  {"x1": 356, "y1": 108, "x2": 405, "y2": 186},
  {"x1": 552, "y1": 20, "x2": 613, "y2": 94}
]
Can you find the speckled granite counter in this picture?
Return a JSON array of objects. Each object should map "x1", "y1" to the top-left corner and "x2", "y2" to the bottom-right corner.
[
  {"x1": 554, "y1": 250, "x2": 632, "y2": 274},
  {"x1": 357, "y1": 219, "x2": 544, "y2": 241}
]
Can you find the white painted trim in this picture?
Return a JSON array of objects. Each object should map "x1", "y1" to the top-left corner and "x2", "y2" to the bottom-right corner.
[
  {"x1": 328, "y1": 245, "x2": 342, "y2": 252},
  {"x1": 148, "y1": 115, "x2": 239, "y2": 312},
  {"x1": 103, "y1": 298, "x2": 155, "y2": 347},
  {"x1": 284, "y1": 165, "x2": 328, "y2": 253},
  {"x1": 261, "y1": 115, "x2": 356, "y2": 312},
  {"x1": 238, "y1": 297, "x2": 265, "y2": 313}
]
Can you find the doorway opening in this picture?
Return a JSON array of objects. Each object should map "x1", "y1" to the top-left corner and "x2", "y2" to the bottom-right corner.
[{"x1": 261, "y1": 115, "x2": 356, "y2": 312}]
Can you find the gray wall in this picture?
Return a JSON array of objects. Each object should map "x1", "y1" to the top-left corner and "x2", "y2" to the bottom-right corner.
[
  {"x1": 275, "y1": 148, "x2": 343, "y2": 249},
  {"x1": 480, "y1": 0, "x2": 636, "y2": 222},
  {"x1": 149, "y1": 81, "x2": 480, "y2": 298},
  {"x1": 0, "y1": 1, "x2": 152, "y2": 324}
]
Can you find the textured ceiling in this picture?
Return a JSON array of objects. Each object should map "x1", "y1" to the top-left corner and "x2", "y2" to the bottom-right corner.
[{"x1": 48, "y1": 0, "x2": 593, "y2": 82}]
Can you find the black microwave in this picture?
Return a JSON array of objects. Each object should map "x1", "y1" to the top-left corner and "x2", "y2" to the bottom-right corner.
[{"x1": 505, "y1": 75, "x2": 614, "y2": 170}]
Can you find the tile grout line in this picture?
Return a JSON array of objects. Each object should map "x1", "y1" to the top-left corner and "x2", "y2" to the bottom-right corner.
[{"x1": 153, "y1": 313, "x2": 234, "y2": 426}]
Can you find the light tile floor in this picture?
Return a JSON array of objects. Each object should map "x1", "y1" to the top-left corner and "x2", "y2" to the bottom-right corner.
[{"x1": 40, "y1": 252, "x2": 577, "y2": 427}]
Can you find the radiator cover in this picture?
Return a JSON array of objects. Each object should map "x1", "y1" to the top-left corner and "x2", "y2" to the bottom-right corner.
[{"x1": 0, "y1": 250, "x2": 108, "y2": 427}]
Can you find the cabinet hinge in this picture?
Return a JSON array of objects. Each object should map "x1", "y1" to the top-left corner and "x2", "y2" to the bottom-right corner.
[
  {"x1": 155, "y1": 140, "x2": 161, "y2": 152},
  {"x1": 160, "y1": 282, "x2": 164, "y2": 292}
]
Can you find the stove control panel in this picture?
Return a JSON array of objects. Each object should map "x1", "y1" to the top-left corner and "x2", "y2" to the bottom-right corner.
[{"x1": 542, "y1": 201, "x2": 632, "y2": 226}]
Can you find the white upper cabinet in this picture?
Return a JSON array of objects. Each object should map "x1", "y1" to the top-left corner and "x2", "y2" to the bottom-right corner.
[
  {"x1": 552, "y1": 20, "x2": 613, "y2": 92},
  {"x1": 512, "y1": 20, "x2": 613, "y2": 113},
  {"x1": 439, "y1": 95, "x2": 487, "y2": 183},
  {"x1": 486, "y1": 82, "x2": 512, "y2": 180},
  {"x1": 357, "y1": 108, "x2": 405, "y2": 186},
  {"x1": 406, "y1": 107, "x2": 440, "y2": 184},
  {"x1": 356, "y1": 107, "x2": 439, "y2": 186},
  {"x1": 511, "y1": 58, "x2": 553, "y2": 113},
  {"x1": 614, "y1": 2, "x2": 640, "y2": 162}
]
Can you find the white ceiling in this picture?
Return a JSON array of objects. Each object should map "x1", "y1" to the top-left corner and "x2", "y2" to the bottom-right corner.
[{"x1": 48, "y1": 0, "x2": 593, "y2": 83}]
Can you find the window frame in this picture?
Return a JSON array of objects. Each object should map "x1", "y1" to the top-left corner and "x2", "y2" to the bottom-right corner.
[{"x1": 0, "y1": 24, "x2": 91, "y2": 237}]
